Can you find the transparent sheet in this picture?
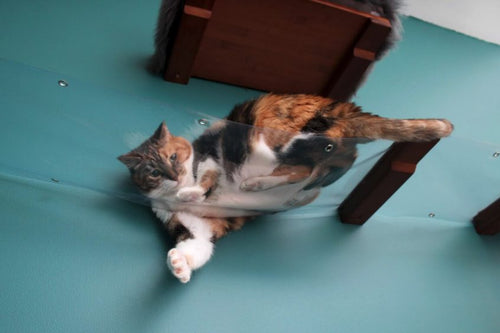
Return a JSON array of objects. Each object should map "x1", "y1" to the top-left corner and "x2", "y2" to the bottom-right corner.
[{"x1": 1, "y1": 59, "x2": 499, "y2": 222}]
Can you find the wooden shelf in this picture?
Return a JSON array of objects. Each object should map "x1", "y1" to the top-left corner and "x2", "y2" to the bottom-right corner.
[{"x1": 164, "y1": 0, "x2": 391, "y2": 101}]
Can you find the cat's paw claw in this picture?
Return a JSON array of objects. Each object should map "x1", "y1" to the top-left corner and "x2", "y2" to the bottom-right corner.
[
  {"x1": 167, "y1": 248, "x2": 191, "y2": 283},
  {"x1": 176, "y1": 186, "x2": 206, "y2": 202}
]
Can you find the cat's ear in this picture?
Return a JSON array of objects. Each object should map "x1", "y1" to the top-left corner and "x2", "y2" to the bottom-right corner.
[
  {"x1": 152, "y1": 122, "x2": 171, "y2": 141},
  {"x1": 117, "y1": 152, "x2": 142, "y2": 169}
]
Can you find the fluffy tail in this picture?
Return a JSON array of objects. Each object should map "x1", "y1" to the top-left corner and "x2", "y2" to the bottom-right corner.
[
  {"x1": 147, "y1": 0, "x2": 183, "y2": 75},
  {"x1": 340, "y1": 116, "x2": 454, "y2": 142}
]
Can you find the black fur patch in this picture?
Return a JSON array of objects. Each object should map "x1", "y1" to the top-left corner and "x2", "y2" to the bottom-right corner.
[
  {"x1": 301, "y1": 102, "x2": 339, "y2": 133},
  {"x1": 221, "y1": 100, "x2": 256, "y2": 178},
  {"x1": 279, "y1": 135, "x2": 335, "y2": 167},
  {"x1": 301, "y1": 101, "x2": 340, "y2": 133},
  {"x1": 192, "y1": 100, "x2": 256, "y2": 180},
  {"x1": 301, "y1": 115, "x2": 336, "y2": 133},
  {"x1": 168, "y1": 219, "x2": 194, "y2": 243},
  {"x1": 226, "y1": 100, "x2": 256, "y2": 125},
  {"x1": 192, "y1": 127, "x2": 223, "y2": 178},
  {"x1": 304, "y1": 166, "x2": 349, "y2": 190}
]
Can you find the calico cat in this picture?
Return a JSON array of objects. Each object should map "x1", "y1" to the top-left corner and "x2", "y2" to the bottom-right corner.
[
  {"x1": 148, "y1": 0, "x2": 401, "y2": 74},
  {"x1": 118, "y1": 93, "x2": 453, "y2": 283}
]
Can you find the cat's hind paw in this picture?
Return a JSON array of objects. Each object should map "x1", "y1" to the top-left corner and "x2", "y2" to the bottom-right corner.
[
  {"x1": 176, "y1": 186, "x2": 206, "y2": 203},
  {"x1": 240, "y1": 179, "x2": 265, "y2": 192},
  {"x1": 240, "y1": 176, "x2": 282, "y2": 192},
  {"x1": 167, "y1": 248, "x2": 192, "y2": 283}
]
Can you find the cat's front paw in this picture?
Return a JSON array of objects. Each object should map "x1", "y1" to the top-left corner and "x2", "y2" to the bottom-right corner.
[
  {"x1": 167, "y1": 248, "x2": 192, "y2": 283},
  {"x1": 176, "y1": 186, "x2": 206, "y2": 202}
]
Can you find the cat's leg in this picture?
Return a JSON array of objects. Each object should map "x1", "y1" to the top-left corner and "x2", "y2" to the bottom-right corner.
[
  {"x1": 177, "y1": 158, "x2": 219, "y2": 202},
  {"x1": 285, "y1": 189, "x2": 320, "y2": 207},
  {"x1": 166, "y1": 213, "x2": 248, "y2": 283},
  {"x1": 152, "y1": 206, "x2": 173, "y2": 225},
  {"x1": 166, "y1": 213, "x2": 214, "y2": 283},
  {"x1": 240, "y1": 165, "x2": 312, "y2": 192}
]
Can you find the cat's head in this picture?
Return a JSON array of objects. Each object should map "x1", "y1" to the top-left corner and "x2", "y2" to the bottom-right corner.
[{"x1": 118, "y1": 122, "x2": 193, "y2": 198}]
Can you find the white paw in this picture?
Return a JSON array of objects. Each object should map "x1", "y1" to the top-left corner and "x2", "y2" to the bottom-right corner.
[
  {"x1": 176, "y1": 186, "x2": 206, "y2": 202},
  {"x1": 240, "y1": 179, "x2": 265, "y2": 192},
  {"x1": 167, "y1": 248, "x2": 192, "y2": 283}
]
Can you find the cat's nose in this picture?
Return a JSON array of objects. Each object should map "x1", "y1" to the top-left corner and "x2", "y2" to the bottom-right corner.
[{"x1": 162, "y1": 167, "x2": 178, "y2": 181}]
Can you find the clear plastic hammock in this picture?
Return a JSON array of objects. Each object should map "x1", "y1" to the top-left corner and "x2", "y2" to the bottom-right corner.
[{"x1": 1, "y1": 59, "x2": 499, "y2": 222}]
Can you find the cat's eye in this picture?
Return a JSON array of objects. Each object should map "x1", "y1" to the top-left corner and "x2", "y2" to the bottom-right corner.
[
  {"x1": 170, "y1": 153, "x2": 177, "y2": 162},
  {"x1": 150, "y1": 169, "x2": 161, "y2": 177}
]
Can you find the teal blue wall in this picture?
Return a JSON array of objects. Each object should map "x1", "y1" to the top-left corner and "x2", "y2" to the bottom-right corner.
[{"x1": 1, "y1": 1, "x2": 499, "y2": 332}]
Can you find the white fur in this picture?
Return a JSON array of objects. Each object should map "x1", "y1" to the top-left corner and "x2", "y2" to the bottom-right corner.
[
  {"x1": 177, "y1": 185, "x2": 206, "y2": 202},
  {"x1": 176, "y1": 157, "x2": 220, "y2": 202},
  {"x1": 234, "y1": 134, "x2": 278, "y2": 185},
  {"x1": 179, "y1": 152, "x2": 195, "y2": 187},
  {"x1": 197, "y1": 157, "x2": 219, "y2": 176},
  {"x1": 168, "y1": 212, "x2": 214, "y2": 283},
  {"x1": 152, "y1": 207, "x2": 172, "y2": 224}
]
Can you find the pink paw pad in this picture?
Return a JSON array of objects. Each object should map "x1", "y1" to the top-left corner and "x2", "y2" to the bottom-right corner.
[{"x1": 167, "y1": 248, "x2": 192, "y2": 283}]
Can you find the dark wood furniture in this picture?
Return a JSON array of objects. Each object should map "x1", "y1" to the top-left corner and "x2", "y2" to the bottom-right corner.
[
  {"x1": 338, "y1": 141, "x2": 440, "y2": 225},
  {"x1": 164, "y1": 0, "x2": 391, "y2": 101}
]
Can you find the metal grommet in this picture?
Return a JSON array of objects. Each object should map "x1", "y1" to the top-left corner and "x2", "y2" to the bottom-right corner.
[
  {"x1": 198, "y1": 119, "x2": 209, "y2": 127},
  {"x1": 325, "y1": 144, "x2": 334, "y2": 152},
  {"x1": 493, "y1": 152, "x2": 500, "y2": 158},
  {"x1": 428, "y1": 213, "x2": 435, "y2": 218},
  {"x1": 58, "y1": 80, "x2": 68, "y2": 87}
]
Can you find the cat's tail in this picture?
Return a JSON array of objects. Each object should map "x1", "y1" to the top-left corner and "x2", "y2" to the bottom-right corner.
[{"x1": 327, "y1": 115, "x2": 454, "y2": 142}]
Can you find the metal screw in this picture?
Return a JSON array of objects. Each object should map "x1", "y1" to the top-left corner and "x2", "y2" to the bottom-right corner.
[
  {"x1": 58, "y1": 80, "x2": 68, "y2": 87},
  {"x1": 325, "y1": 144, "x2": 334, "y2": 152},
  {"x1": 198, "y1": 119, "x2": 209, "y2": 126},
  {"x1": 493, "y1": 152, "x2": 500, "y2": 158},
  {"x1": 428, "y1": 213, "x2": 435, "y2": 218}
]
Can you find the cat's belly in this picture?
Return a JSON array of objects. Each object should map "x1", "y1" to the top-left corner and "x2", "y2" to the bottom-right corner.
[
  {"x1": 153, "y1": 183, "x2": 320, "y2": 218},
  {"x1": 200, "y1": 181, "x2": 320, "y2": 217}
]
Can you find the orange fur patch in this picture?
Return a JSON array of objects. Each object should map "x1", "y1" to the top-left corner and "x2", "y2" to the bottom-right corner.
[
  {"x1": 206, "y1": 216, "x2": 250, "y2": 241},
  {"x1": 271, "y1": 165, "x2": 313, "y2": 183},
  {"x1": 250, "y1": 94, "x2": 365, "y2": 146},
  {"x1": 200, "y1": 170, "x2": 220, "y2": 192}
]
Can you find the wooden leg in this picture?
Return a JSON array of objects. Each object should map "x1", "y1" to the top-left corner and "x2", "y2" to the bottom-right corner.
[
  {"x1": 473, "y1": 198, "x2": 500, "y2": 235},
  {"x1": 338, "y1": 140, "x2": 439, "y2": 225},
  {"x1": 164, "y1": 1, "x2": 214, "y2": 84}
]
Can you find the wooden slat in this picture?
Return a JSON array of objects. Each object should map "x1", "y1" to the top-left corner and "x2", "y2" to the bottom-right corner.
[
  {"x1": 164, "y1": 2, "x2": 214, "y2": 84},
  {"x1": 338, "y1": 140, "x2": 440, "y2": 225},
  {"x1": 473, "y1": 198, "x2": 500, "y2": 235},
  {"x1": 325, "y1": 17, "x2": 391, "y2": 101}
]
